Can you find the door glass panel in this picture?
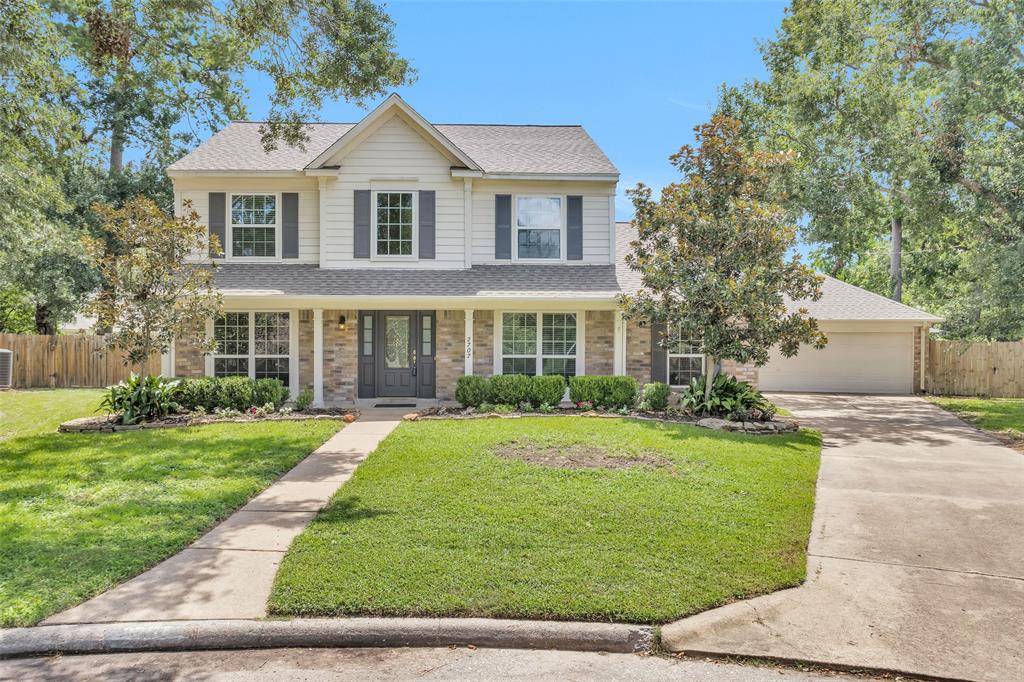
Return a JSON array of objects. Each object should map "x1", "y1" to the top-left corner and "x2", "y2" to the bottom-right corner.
[
  {"x1": 421, "y1": 315, "x2": 432, "y2": 356},
  {"x1": 384, "y1": 316, "x2": 411, "y2": 369}
]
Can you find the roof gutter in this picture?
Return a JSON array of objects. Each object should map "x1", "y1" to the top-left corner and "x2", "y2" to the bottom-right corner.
[{"x1": 450, "y1": 169, "x2": 619, "y2": 182}]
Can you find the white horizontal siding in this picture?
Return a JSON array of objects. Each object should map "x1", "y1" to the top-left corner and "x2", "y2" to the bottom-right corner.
[
  {"x1": 178, "y1": 185, "x2": 319, "y2": 264},
  {"x1": 470, "y1": 180, "x2": 616, "y2": 265},
  {"x1": 321, "y1": 114, "x2": 465, "y2": 269}
]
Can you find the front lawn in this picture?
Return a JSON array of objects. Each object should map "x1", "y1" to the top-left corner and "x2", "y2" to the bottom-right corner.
[
  {"x1": 270, "y1": 417, "x2": 821, "y2": 623},
  {"x1": 928, "y1": 396, "x2": 1024, "y2": 447},
  {"x1": 0, "y1": 389, "x2": 340, "y2": 627}
]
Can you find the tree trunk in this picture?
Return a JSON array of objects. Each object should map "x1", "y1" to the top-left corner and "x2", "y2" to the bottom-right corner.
[
  {"x1": 109, "y1": 117, "x2": 125, "y2": 175},
  {"x1": 34, "y1": 305, "x2": 55, "y2": 336},
  {"x1": 703, "y1": 355, "x2": 718, "y2": 402},
  {"x1": 890, "y1": 215, "x2": 903, "y2": 302}
]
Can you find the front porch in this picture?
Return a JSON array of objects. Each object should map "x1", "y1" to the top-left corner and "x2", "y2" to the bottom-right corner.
[{"x1": 171, "y1": 307, "x2": 639, "y2": 407}]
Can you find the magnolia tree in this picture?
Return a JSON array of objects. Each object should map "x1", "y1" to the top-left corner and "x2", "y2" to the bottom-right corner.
[
  {"x1": 84, "y1": 198, "x2": 222, "y2": 369},
  {"x1": 620, "y1": 115, "x2": 826, "y2": 399}
]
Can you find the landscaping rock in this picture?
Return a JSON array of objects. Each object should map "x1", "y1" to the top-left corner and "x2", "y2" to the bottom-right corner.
[
  {"x1": 696, "y1": 416, "x2": 799, "y2": 435},
  {"x1": 403, "y1": 413, "x2": 419, "y2": 421}
]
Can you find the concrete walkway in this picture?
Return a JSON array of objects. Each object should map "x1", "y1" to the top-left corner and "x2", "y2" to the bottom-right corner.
[
  {"x1": 662, "y1": 394, "x2": 1024, "y2": 682},
  {"x1": 46, "y1": 409, "x2": 406, "y2": 624}
]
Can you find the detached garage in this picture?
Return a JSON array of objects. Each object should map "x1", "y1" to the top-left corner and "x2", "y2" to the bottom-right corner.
[{"x1": 758, "y1": 277, "x2": 940, "y2": 395}]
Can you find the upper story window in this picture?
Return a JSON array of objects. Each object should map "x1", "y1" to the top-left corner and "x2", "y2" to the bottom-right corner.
[
  {"x1": 231, "y1": 194, "x2": 277, "y2": 258},
  {"x1": 375, "y1": 191, "x2": 415, "y2": 257},
  {"x1": 516, "y1": 196, "x2": 562, "y2": 260},
  {"x1": 667, "y1": 325, "x2": 703, "y2": 387}
]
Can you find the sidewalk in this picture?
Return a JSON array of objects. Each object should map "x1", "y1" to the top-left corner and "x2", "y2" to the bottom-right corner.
[{"x1": 45, "y1": 409, "x2": 406, "y2": 624}]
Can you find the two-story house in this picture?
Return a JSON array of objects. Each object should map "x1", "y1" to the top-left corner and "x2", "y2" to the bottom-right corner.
[{"x1": 166, "y1": 95, "x2": 939, "y2": 405}]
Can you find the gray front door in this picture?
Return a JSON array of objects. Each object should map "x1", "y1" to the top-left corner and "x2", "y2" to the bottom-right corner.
[{"x1": 378, "y1": 312, "x2": 416, "y2": 397}]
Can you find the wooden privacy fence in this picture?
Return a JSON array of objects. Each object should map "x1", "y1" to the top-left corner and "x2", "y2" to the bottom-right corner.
[
  {"x1": 0, "y1": 334, "x2": 161, "y2": 389},
  {"x1": 926, "y1": 338, "x2": 1024, "y2": 398}
]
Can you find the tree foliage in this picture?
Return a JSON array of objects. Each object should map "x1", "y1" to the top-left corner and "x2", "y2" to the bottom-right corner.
[
  {"x1": 620, "y1": 116, "x2": 826, "y2": 397},
  {"x1": 719, "y1": 0, "x2": 1023, "y2": 339},
  {"x1": 84, "y1": 198, "x2": 223, "y2": 367}
]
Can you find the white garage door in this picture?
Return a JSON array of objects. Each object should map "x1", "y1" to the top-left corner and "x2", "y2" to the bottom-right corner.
[{"x1": 759, "y1": 332, "x2": 914, "y2": 394}]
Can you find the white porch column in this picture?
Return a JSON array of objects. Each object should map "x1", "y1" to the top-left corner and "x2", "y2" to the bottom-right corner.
[
  {"x1": 288, "y1": 310, "x2": 299, "y2": 399},
  {"x1": 313, "y1": 308, "x2": 324, "y2": 407},
  {"x1": 613, "y1": 311, "x2": 626, "y2": 376},
  {"x1": 464, "y1": 309, "x2": 474, "y2": 375}
]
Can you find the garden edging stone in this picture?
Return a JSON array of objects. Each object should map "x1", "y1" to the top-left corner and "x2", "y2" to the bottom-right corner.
[{"x1": 0, "y1": 618, "x2": 656, "y2": 658}]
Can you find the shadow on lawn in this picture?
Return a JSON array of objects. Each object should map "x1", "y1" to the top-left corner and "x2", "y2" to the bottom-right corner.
[{"x1": 0, "y1": 425, "x2": 324, "y2": 627}]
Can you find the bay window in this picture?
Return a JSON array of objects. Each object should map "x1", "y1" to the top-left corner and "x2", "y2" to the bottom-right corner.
[
  {"x1": 500, "y1": 312, "x2": 578, "y2": 379},
  {"x1": 214, "y1": 312, "x2": 291, "y2": 386},
  {"x1": 515, "y1": 196, "x2": 562, "y2": 260}
]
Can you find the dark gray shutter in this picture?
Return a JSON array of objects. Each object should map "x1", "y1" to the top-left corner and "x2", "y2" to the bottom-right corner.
[
  {"x1": 354, "y1": 189, "x2": 371, "y2": 259},
  {"x1": 650, "y1": 322, "x2": 667, "y2": 383},
  {"x1": 419, "y1": 190, "x2": 435, "y2": 259},
  {"x1": 282, "y1": 192, "x2": 299, "y2": 259},
  {"x1": 566, "y1": 195, "x2": 583, "y2": 260},
  {"x1": 495, "y1": 194, "x2": 512, "y2": 260},
  {"x1": 208, "y1": 192, "x2": 226, "y2": 258}
]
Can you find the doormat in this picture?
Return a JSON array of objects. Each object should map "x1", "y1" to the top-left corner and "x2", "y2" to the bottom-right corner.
[{"x1": 374, "y1": 403, "x2": 417, "y2": 408}]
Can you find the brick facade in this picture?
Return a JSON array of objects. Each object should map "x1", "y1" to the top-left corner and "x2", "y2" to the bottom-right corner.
[
  {"x1": 625, "y1": 319, "x2": 651, "y2": 385},
  {"x1": 174, "y1": 323, "x2": 206, "y2": 376},
  {"x1": 321, "y1": 309, "x2": 358, "y2": 404},
  {"x1": 473, "y1": 310, "x2": 494, "y2": 377},
  {"x1": 436, "y1": 310, "x2": 464, "y2": 401},
  {"x1": 720, "y1": 358, "x2": 759, "y2": 388},
  {"x1": 585, "y1": 311, "x2": 614, "y2": 376}
]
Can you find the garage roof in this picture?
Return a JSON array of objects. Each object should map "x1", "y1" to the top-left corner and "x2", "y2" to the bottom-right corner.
[{"x1": 615, "y1": 222, "x2": 940, "y2": 322}]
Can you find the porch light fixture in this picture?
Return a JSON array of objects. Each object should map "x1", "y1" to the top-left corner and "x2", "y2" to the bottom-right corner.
[{"x1": 338, "y1": 315, "x2": 347, "y2": 331}]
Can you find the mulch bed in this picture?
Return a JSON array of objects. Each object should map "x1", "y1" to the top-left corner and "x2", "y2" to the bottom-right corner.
[
  {"x1": 411, "y1": 405, "x2": 799, "y2": 434},
  {"x1": 58, "y1": 409, "x2": 359, "y2": 433}
]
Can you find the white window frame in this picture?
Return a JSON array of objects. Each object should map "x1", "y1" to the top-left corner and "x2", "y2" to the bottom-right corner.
[
  {"x1": 211, "y1": 311, "x2": 295, "y2": 392},
  {"x1": 666, "y1": 324, "x2": 704, "y2": 387},
  {"x1": 494, "y1": 310, "x2": 585, "y2": 378},
  {"x1": 371, "y1": 189, "x2": 419, "y2": 261},
  {"x1": 512, "y1": 194, "x2": 566, "y2": 263},
  {"x1": 228, "y1": 192, "x2": 282, "y2": 262}
]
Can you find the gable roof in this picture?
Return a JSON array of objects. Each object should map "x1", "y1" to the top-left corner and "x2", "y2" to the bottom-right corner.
[
  {"x1": 305, "y1": 94, "x2": 481, "y2": 171},
  {"x1": 168, "y1": 96, "x2": 618, "y2": 176},
  {"x1": 614, "y1": 222, "x2": 940, "y2": 322}
]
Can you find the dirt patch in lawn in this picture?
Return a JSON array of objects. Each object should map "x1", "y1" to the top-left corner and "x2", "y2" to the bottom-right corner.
[{"x1": 495, "y1": 440, "x2": 673, "y2": 471}]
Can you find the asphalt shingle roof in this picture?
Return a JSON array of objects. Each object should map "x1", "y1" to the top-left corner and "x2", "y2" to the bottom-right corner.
[
  {"x1": 168, "y1": 122, "x2": 618, "y2": 175},
  {"x1": 214, "y1": 263, "x2": 621, "y2": 298},
  {"x1": 613, "y1": 222, "x2": 939, "y2": 321}
]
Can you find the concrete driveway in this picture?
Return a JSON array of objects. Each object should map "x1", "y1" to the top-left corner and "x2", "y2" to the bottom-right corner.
[{"x1": 662, "y1": 394, "x2": 1024, "y2": 682}]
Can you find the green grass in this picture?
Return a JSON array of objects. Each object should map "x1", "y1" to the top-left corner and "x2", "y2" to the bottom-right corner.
[
  {"x1": 928, "y1": 396, "x2": 1024, "y2": 444},
  {"x1": 0, "y1": 389, "x2": 340, "y2": 627},
  {"x1": 270, "y1": 417, "x2": 821, "y2": 624}
]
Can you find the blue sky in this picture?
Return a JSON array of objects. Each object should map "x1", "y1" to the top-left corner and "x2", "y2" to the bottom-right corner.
[{"x1": 235, "y1": 0, "x2": 787, "y2": 221}]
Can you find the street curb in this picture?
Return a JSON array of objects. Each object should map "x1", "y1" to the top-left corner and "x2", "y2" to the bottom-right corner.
[{"x1": 0, "y1": 617, "x2": 656, "y2": 659}]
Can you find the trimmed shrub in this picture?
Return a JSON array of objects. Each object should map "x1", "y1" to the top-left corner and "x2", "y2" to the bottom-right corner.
[
  {"x1": 529, "y1": 374, "x2": 565, "y2": 407},
  {"x1": 490, "y1": 374, "x2": 532, "y2": 406},
  {"x1": 642, "y1": 382, "x2": 672, "y2": 411},
  {"x1": 568, "y1": 376, "x2": 604, "y2": 405},
  {"x1": 456, "y1": 375, "x2": 491, "y2": 407},
  {"x1": 569, "y1": 375, "x2": 639, "y2": 409},
  {"x1": 217, "y1": 376, "x2": 256, "y2": 412},
  {"x1": 253, "y1": 378, "x2": 288, "y2": 409},
  {"x1": 602, "y1": 376, "x2": 639, "y2": 409},
  {"x1": 175, "y1": 376, "x2": 220, "y2": 411}
]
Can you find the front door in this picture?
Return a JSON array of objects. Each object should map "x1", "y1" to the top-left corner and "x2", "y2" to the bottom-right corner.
[{"x1": 378, "y1": 312, "x2": 416, "y2": 397}]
